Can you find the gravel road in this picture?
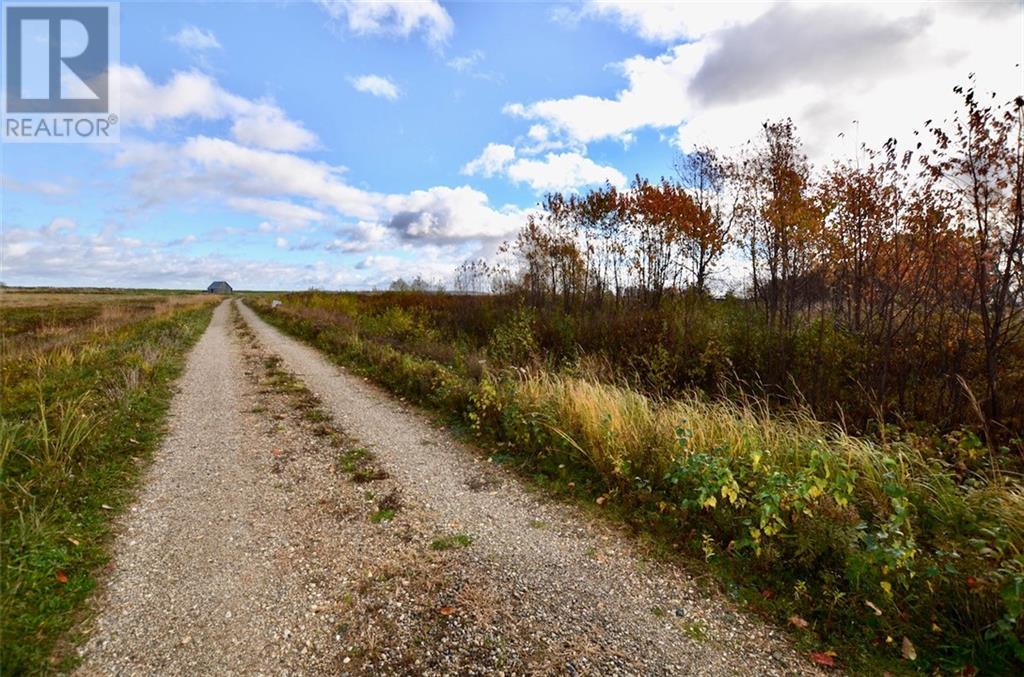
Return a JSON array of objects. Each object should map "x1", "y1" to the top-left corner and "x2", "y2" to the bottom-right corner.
[
  {"x1": 75, "y1": 299, "x2": 821, "y2": 675},
  {"x1": 77, "y1": 300, "x2": 354, "y2": 674}
]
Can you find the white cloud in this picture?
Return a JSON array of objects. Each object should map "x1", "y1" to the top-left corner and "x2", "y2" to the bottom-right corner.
[
  {"x1": 675, "y1": 3, "x2": 1022, "y2": 160},
  {"x1": 445, "y1": 49, "x2": 500, "y2": 81},
  {"x1": 117, "y1": 66, "x2": 318, "y2": 151},
  {"x1": 519, "y1": 123, "x2": 570, "y2": 155},
  {"x1": 382, "y1": 186, "x2": 526, "y2": 241},
  {"x1": 318, "y1": 0, "x2": 453, "y2": 47},
  {"x1": 688, "y1": 4, "x2": 932, "y2": 105},
  {"x1": 112, "y1": 136, "x2": 373, "y2": 219},
  {"x1": 511, "y1": 2, "x2": 1022, "y2": 162},
  {"x1": 0, "y1": 221, "x2": 366, "y2": 289},
  {"x1": 115, "y1": 135, "x2": 525, "y2": 247},
  {"x1": 43, "y1": 217, "x2": 77, "y2": 235},
  {"x1": 505, "y1": 44, "x2": 704, "y2": 145},
  {"x1": 110, "y1": 66, "x2": 524, "y2": 252},
  {"x1": 461, "y1": 143, "x2": 515, "y2": 177},
  {"x1": 1, "y1": 174, "x2": 75, "y2": 197},
  {"x1": 350, "y1": 244, "x2": 489, "y2": 287},
  {"x1": 527, "y1": 124, "x2": 548, "y2": 142},
  {"x1": 1, "y1": 219, "x2": 492, "y2": 291},
  {"x1": 506, "y1": 152, "x2": 626, "y2": 193},
  {"x1": 463, "y1": 143, "x2": 625, "y2": 192},
  {"x1": 349, "y1": 74, "x2": 401, "y2": 100},
  {"x1": 118, "y1": 66, "x2": 227, "y2": 126},
  {"x1": 169, "y1": 25, "x2": 221, "y2": 51},
  {"x1": 230, "y1": 107, "x2": 319, "y2": 152},
  {"x1": 178, "y1": 136, "x2": 381, "y2": 219},
  {"x1": 325, "y1": 220, "x2": 392, "y2": 253},
  {"x1": 447, "y1": 49, "x2": 484, "y2": 72},
  {"x1": 226, "y1": 197, "x2": 326, "y2": 230},
  {"x1": 568, "y1": 1, "x2": 772, "y2": 42}
]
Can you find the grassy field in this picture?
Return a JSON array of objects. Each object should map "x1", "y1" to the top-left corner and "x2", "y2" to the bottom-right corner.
[
  {"x1": 248, "y1": 291, "x2": 1023, "y2": 674},
  {"x1": 0, "y1": 289, "x2": 217, "y2": 674}
]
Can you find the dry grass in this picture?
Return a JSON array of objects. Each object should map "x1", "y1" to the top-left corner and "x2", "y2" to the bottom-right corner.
[
  {"x1": 517, "y1": 370, "x2": 1023, "y2": 516},
  {"x1": 1, "y1": 289, "x2": 212, "y2": 359}
]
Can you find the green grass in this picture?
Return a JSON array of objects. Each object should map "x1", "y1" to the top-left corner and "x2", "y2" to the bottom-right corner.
[
  {"x1": 370, "y1": 509, "x2": 396, "y2": 523},
  {"x1": 303, "y1": 408, "x2": 330, "y2": 424},
  {"x1": 430, "y1": 534, "x2": 473, "y2": 550},
  {"x1": 681, "y1": 620, "x2": 709, "y2": 642},
  {"x1": 0, "y1": 298, "x2": 214, "y2": 674},
  {"x1": 338, "y1": 447, "x2": 369, "y2": 473},
  {"x1": 0, "y1": 290, "x2": 210, "y2": 362}
]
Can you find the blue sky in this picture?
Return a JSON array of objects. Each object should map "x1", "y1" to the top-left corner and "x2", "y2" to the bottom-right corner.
[{"x1": 2, "y1": 1, "x2": 1021, "y2": 290}]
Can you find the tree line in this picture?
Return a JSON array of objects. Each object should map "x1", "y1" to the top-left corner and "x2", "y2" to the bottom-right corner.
[{"x1": 455, "y1": 80, "x2": 1024, "y2": 440}]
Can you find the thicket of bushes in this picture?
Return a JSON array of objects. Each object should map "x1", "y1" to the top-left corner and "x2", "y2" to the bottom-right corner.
[{"x1": 250, "y1": 293, "x2": 1022, "y2": 672}]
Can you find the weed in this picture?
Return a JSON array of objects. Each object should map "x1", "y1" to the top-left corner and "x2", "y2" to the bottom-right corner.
[
  {"x1": 352, "y1": 467, "x2": 389, "y2": 484},
  {"x1": 338, "y1": 447, "x2": 369, "y2": 473},
  {"x1": 304, "y1": 409, "x2": 330, "y2": 424},
  {"x1": 377, "y1": 488, "x2": 402, "y2": 513},
  {"x1": 430, "y1": 534, "x2": 473, "y2": 551},
  {"x1": 681, "y1": 620, "x2": 709, "y2": 642}
]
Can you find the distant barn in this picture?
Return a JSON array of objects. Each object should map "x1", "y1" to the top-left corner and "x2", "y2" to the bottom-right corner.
[{"x1": 207, "y1": 280, "x2": 233, "y2": 294}]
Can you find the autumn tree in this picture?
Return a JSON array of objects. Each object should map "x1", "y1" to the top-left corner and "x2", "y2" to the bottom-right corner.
[
  {"x1": 570, "y1": 184, "x2": 623, "y2": 305},
  {"x1": 624, "y1": 176, "x2": 683, "y2": 305},
  {"x1": 733, "y1": 120, "x2": 824, "y2": 332},
  {"x1": 503, "y1": 195, "x2": 587, "y2": 310},
  {"x1": 453, "y1": 258, "x2": 491, "y2": 294},
  {"x1": 484, "y1": 83, "x2": 1023, "y2": 437},
  {"x1": 924, "y1": 82, "x2": 1024, "y2": 425},
  {"x1": 676, "y1": 148, "x2": 732, "y2": 294}
]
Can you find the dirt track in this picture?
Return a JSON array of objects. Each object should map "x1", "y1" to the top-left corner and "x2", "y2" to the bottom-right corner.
[{"x1": 76, "y1": 299, "x2": 818, "y2": 675}]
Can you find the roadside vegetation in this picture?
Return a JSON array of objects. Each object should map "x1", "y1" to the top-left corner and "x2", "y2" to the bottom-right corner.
[
  {"x1": 0, "y1": 290, "x2": 216, "y2": 673},
  {"x1": 249, "y1": 84, "x2": 1023, "y2": 672}
]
